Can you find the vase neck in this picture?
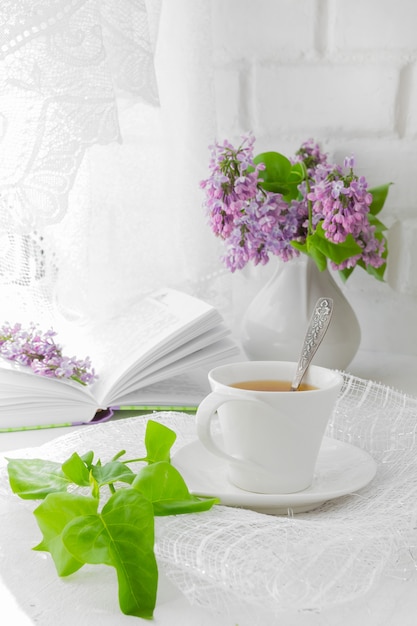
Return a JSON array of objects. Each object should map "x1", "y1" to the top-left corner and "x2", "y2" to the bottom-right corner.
[{"x1": 273, "y1": 255, "x2": 335, "y2": 318}]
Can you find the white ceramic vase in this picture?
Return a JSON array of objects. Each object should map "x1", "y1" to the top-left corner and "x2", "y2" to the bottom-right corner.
[{"x1": 240, "y1": 255, "x2": 361, "y2": 370}]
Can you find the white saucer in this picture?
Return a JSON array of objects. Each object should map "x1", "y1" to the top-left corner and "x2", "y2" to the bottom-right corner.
[{"x1": 172, "y1": 436, "x2": 377, "y2": 514}]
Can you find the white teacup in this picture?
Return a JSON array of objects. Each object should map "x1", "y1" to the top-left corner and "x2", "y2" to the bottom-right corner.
[{"x1": 195, "y1": 361, "x2": 343, "y2": 494}]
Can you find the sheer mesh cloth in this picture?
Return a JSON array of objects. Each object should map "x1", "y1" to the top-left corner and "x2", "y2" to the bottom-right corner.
[{"x1": 1, "y1": 372, "x2": 416, "y2": 624}]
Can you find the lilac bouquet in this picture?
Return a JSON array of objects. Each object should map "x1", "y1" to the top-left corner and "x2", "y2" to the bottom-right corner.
[
  {"x1": 0, "y1": 323, "x2": 97, "y2": 385},
  {"x1": 200, "y1": 134, "x2": 390, "y2": 281}
]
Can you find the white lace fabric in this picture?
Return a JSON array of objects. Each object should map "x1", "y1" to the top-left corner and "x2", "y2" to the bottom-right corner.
[
  {"x1": 0, "y1": 372, "x2": 416, "y2": 624},
  {"x1": 0, "y1": 0, "x2": 157, "y2": 229},
  {"x1": 0, "y1": 0, "x2": 159, "y2": 321}
]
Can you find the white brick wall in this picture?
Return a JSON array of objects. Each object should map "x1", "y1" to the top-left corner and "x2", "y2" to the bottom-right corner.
[
  {"x1": 330, "y1": 0, "x2": 417, "y2": 51},
  {"x1": 254, "y1": 64, "x2": 398, "y2": 135},
  {"x1": 212, "y1": 0, "x2": 316, "y2": 62},
  {"x1": 210, "y1": 0, "x2": 417, "y2": 355}
]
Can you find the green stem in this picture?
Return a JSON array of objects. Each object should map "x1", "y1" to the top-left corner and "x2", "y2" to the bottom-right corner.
[
  {"x1": 121, "y1": 456, "x2": 147, "y2": 464},
  {"x1": 301, "y1": 161, "x2": 314, "y2": 236},
  {"x1": 111, "y1": 450, "x2": 127, "y2": 462}
]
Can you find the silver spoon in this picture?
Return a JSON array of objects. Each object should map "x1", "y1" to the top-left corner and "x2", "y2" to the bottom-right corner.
[{"x1": 290, "y1": 297, "x2": 334, "y2": 391}]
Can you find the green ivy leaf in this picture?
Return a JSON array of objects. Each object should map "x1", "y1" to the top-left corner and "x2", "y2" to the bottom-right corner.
[
  {"x1": 62, "y1": 452, "x2": 91, "y2": 487},
  {"x1": 33, "y1": 492, "x2": 98, "y2": 576},
  {"x1": 132, "y1": 461, "x2": 219, "y2": 516},
  {"x1": 7, "y1": 458, "x2": 70, "y2": 499},
  {"x1": 81, "y1": 450, "x2": 95, "y2": 468},
  {"x1": 143, "y1": 420, "x2": 177, "y2": 464},
  {"x1": 91, "y1": 461, "x2": 135, "y2": 487},
  {"x1": 62, "y1": 489, "x2": 157, "y2": 619}
]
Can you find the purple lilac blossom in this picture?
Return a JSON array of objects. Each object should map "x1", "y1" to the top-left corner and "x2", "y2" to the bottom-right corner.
[
  {"x1": 0, "y1": 323, "x2": 97, "y2": 385},
  {"x1": 201, "y1": 134, "x2": 386, "y2": 273},
  {"x1": 307, "y1": 163, "x2": 385, "y2": 269}
]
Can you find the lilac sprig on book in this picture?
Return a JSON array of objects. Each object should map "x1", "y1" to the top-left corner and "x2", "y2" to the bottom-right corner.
[{"x1": 0, "y1": 322, "x2": 97, "y2": 386}]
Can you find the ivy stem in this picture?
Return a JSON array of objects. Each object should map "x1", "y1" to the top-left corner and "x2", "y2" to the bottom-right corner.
[
  {"x1": 111, "y1": 450, "x2": 127, "y2": 462},
  {"x1": 122, "y1": 456, "x2": 147, "y2": 464}
]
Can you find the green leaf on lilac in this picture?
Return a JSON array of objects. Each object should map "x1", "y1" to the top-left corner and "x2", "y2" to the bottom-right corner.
[
  {"x1": 310, "y1": 222, "x2": 362, "y2": 264},
  {"x1": 290, "y1": 240, "x2": 328, "y2": 271},
  {"x1": 62, "y1": 489, "x2": 157, "y2": 619},
  {"x1": 338, "y1": 267, "x2": 354, "y2": 283},
  {"x1": 339, "y1": 235, "x2": 387, "y2": 283},
  {"x1": 283, "y1": 163, "x2": 305, "y2": 201},
  {"x1": 290, "y1": 240, "x2": 308, "y2": 255},
  {"x1": 288, "y1": 162, "x2": 304, "y2": 183},
  {"x1": 369, "y1": 183, "x2": 392, "y2": 215},
  {"x1": 253, "y1": 151, "x2": 292, "y2": 193},
  {"x1": 33, "y1": 492, "x2": 98, "y2": 576},
  {"x1": 132, "y1": 461, "x2": 219, "y2": 516},
  {"x1": 366, "y1": 261, "x2": 387, "y2": 281},
  {"x1": 7, "y1": 458, "x2": 70, "y2": 500},
  {"x1": 307, "y1": 245, "x2": 328, "y2": 272},
  {"x1": 368, "y1": 213, "x2": 387, "y2": 233},
  {"x1": 366, "y1": 232, "x2": 387, "y2": 281}
]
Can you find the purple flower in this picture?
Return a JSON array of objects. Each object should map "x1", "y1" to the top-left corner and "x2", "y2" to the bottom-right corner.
[
  {"x1": 201, "y1": 134, "x2": 388, "y2": 277},
  {"x1": 0, "y1": 323, "x2": 97, "y2": 386},
  {"x1": 344, "y1": 155, "x2": 355, "y2": 169}
]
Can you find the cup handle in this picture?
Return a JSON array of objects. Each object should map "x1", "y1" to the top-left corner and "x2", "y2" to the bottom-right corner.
[{"x1": 196, "y1": 391, "x2": 265, "y2": 468}]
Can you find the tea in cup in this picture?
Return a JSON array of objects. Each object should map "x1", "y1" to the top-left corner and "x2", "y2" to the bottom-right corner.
[{"x1": 195, "y1": 360, "x2": 343, "y2": 494}]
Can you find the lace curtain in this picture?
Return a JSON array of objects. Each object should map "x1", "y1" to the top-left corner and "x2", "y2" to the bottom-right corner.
[{"x1": 0, "y1": 0, "x2": 227, "y2": 328}]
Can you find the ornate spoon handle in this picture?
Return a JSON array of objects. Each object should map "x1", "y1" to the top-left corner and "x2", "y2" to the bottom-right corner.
[{"x1": 290, "y1": 297, "x2": 334, "y2": 391}]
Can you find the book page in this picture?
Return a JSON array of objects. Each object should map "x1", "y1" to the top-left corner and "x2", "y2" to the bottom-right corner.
[
  {"x1": 55, "y1": 289, "x2": 223, "y2": 405},
  {"x1": 111, "y1": 337, "x2": 239, "y2": 404},
  {"x1": 111, "y1": 369, "x2": 211, "y2": 409}
]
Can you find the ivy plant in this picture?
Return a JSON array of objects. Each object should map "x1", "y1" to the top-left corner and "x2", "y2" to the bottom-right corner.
[{"x1": 7, "y1": 420, "x2": 218, "y2": 620}]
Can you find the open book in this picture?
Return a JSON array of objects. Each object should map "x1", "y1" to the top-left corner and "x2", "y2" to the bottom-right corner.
[{"x1": 0, "y1": 289, "x2": 239, "y2": 429}]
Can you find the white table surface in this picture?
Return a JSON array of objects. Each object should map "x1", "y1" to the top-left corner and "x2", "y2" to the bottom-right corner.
[{"x1": 1, "y1": 349, "x2": 417, "y2": 626}]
